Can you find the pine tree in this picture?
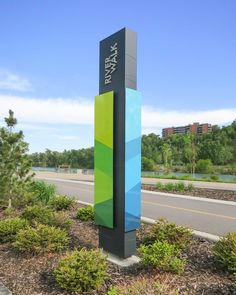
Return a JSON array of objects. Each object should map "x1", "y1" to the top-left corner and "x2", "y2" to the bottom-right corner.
[{"x1": 0, "y1": 110, "x2": 34, "y2": 208}]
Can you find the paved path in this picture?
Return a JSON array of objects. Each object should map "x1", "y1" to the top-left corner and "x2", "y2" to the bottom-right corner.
[
  {"x1": 34, "y1": 172, "x2": 236, "y2": 191},
  {"x1": 37, "y1": 177, "x2": 236, "y2": 237}
]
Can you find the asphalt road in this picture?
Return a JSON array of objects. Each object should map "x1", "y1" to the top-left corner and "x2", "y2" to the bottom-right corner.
[{"x1": 39, "y1": 177, "x2": 236, "y2": 237}]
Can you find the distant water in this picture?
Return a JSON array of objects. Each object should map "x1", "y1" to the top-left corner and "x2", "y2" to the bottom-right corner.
[
  {"x1": 32, "y1": 167, "x2": 57, "y2": 172},
  {"x1": 32, "y1": 167, "x2": 236, "y2": 181}
]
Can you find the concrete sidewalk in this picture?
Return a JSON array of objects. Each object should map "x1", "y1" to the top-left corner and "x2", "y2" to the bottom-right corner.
[{"x1": 34, "y1": 171, "x2": 236, "y2": 191}]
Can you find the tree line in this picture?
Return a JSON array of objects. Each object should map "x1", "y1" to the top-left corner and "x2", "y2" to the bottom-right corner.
[{"x1": 29, "y1": 121, "x2": 236, "y2": 174}]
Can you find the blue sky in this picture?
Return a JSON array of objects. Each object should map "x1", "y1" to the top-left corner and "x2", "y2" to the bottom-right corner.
[{"x1": 0, "y1": 0, "x2": 235, "y2": 152}]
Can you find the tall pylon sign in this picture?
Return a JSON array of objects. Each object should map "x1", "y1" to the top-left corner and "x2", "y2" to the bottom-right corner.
[{"x1": 94, "y1": 28, "x2": 141, "y2": 258}]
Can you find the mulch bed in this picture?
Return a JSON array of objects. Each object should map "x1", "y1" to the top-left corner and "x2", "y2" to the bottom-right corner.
[
  {"x1": 142, "y1": 185, "x2": 236, "y2": 202},
  {"x1": 0, "y1": 206, "x2": 235, "y2": 295}
]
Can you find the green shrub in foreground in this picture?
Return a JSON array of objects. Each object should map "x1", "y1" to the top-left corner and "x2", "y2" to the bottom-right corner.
[
  {"x1": 27, "y1": 180, "x2": 56, "y2": 205},
  {"x1": 54, "y1": 248, "x2": 108, "y2": 292},
  {"x1": 76, "y1": 205, "x2": 94, "y2": 221},
  {"x1": 49, "y1": 195, "x2": 76, "y2": 211},
  {"x1": 21, "y1": 205, "x2": 54, "y2": 225},
  {"x1": 146, "y1": 218, "x2": 192, "y2": 250},
  {"x1": 13, "y1": 224, "x2": 70, "y2": 253},
  {"x1": 213, "y1": 232, "x2": 236, "y2": 273},
  {"x1": 21, "y1": 205, "x2": 73, "y2": 230},
  {"x1": 0, "y1": 217, "x2": 29, "y2": 243},
  {"x1": 138, "y1": 240, "x2": 185, "y2": 274}
]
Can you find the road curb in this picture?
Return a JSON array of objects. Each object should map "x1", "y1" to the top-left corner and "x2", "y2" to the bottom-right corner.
[{"x1": 76, "y1": 200, "x2": 221, "y2": 242}]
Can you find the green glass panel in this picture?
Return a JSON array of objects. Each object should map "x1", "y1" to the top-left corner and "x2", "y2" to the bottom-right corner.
[
  {"x1": 94, "y1": 91, "x2": 113, "y2": 228},
  {"x1": 95, "y1": 91, "x2": 114, "y2": 149}
]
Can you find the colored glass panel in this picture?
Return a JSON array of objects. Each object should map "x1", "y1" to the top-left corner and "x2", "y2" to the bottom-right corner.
[
  {"x1": 125, "y1": 88, "x2": 141, "y2": 232},
  {"x1": 94, "y1": 91, "x2": 114, "y2": 228}
]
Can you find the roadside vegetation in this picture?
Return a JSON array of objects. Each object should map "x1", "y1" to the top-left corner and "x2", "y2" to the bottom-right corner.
[
  {"x1": 29, "y1": 122, "x2": 236, "y2": 180},
  {"x1": 0, "y1": 110, "x2": 235, "y2": 294}
]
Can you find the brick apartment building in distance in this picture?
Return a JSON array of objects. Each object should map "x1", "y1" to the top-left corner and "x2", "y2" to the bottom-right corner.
[{"x1": 162, "y1": 122, "x2": 212, "y2": 138}]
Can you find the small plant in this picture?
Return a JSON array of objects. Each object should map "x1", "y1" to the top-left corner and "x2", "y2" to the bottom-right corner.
[
  {"x1": 213, "y1": 232, "x2": 236, "y2": 273},
  {"x1": 52, "y1": 211, "x2": 73, "y2": 230},
  {"x1": 210, "y1": 175, "x2": 219, "y2": 181},
  {"x1": 0, "y1": 217, "x2": 29, "y2": 243},
  {"x1": 186, "y1": 183, "x2": 194, "y2": 191},
  {"x1": 145, "y1": 218, "x2": 192, "y2": 250},
  {"x1": 21, "y1": 205, "x2": 54, "y2": 225},
  {"x1": 54, "y1": 248, "x2": 108, "y2": 292},
  {"x1": 155, "y1": 182, "x2": 164, "y2": 190},
  {"x1": 27, "y1": 181, "x2": 56, "y2": 205},
  {"x1": 165, "y1": 183, "x2": 174, "y2": 192},
  {"x1": 76, "y1": 205, "x2": 94, "y2": 221},
  {"x1": 13, "y1": 224, "x2": 69, "y2": 253},
  {"x1": 2, "y1": 207, "x2": 15, "y2": 217},
  {"x1": 174, "y1": 182, "x2": 185, "y2": 192},
  {"x1": 49, "y1": 195, "x2": 76, "y2": 211},
  {"x1": 138, "y1": 240, "x2": 185, "y2": 274},
  {"x1": 21, "y1": 205, "x2": 73, "y2": 229}
]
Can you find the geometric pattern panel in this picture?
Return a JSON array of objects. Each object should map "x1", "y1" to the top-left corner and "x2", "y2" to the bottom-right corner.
[
  {"x1": 94, "y1": 91, "x2": 114, "y2": 228},
  {"x1": 125, "y1": 88, "x2": 141, "y2": 232}
]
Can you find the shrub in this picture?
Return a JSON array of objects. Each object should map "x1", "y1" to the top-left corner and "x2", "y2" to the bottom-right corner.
[
  {"x1": 52, "y1": 211, "x2": 73, "y2": 230},
  {"x1": 196, "y1": 159, "x2": 213, "y2": 174},
  {"x1": 186, "y1": 183, "x2": 194, "y2": 191},
  {"x1": 146, "y1": 218, "x2": 192, "y2": 250},
  {"x1": 213, "y1": 232, "x2": 236, "y2": 273},
  {"x1": 2, "y1": 207, "x2": 15, "y2": 217},
  {"x1": 27, "y1": 181, "x2": 56, "y2": 205},
  {"x1": 21, "y1": 205, "x2": 54, "y2": 225},
  {"x1": 76, "y1": 206, "x2": 94, "y2": 221},
  {"x1": 165, "y1": 183, "x2": 174, "y2": 192},
  {"x1": 49, "y1": 195, "x2": 76, "y2": 211},
  {"x1": 21, "y1": 205, "x2": 73, "y2": 230},
  {"x1": 0, "y1": 217, "x2": 29, "y2": 243},
  {"x1": 174, "y1": 182, "x2": 185, "y2": 192},
  {"x1": 54, "y1": 248, "x2": 108, "y2": 292},
  {"x1": 138, "y1": 240, "x2": 185, "y2": 274},
  {"x1": 155, "y1": 182, "x2": 164, "y2": 190},
  {"x1": 13, "y1": 224, "x2": 70, "y2": 253},
  {"x1": 106, "y1": 278, "x2": 178, "y2": 295},
  {"x1": 210, "y1": 175, "x2": 219, "y2": 181}
]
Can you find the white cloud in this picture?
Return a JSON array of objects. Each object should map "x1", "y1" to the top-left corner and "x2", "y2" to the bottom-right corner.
[
  {"x1": 142, "y1": 106, "x2": 236, "y2": 130},
  {"x1": 0, "y1": 95, "x2": 93, "y2": 125},
  {"x1": 0, "y1": 69, "x2": 32, "y2": 92},
  {"x1": 0, "y1": 95, "x2": 235, "y2": 135}
]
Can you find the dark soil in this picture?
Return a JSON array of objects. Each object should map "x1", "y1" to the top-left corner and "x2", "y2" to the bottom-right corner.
[
  {"x1": 0, "y1": 206, "x2": 235, "y2": 295},
  {"x1": 142, "y1": 185, "x2": 236, "y2": 202}
]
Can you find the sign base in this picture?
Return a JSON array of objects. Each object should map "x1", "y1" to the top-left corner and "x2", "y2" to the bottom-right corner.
[{"x1": 99, "y1": 227, "x2": 136, "y2": 259}]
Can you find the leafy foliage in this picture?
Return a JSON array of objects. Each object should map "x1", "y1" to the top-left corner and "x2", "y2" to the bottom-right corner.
[
  {"x1": 196, "y1": 159, "x2": 213, "y2": 173},
  {"x1": 13, "y1": 224, "x2": 69, "y2": 253},
  {"x1": 145, "y1": 218, "x2": 192, "y2": 250},
  {"x1": 76, "y1": 205, "x2": 94, "y2": 221},
  {"x1": 0, "y1": 217, "x2": 29, "y2": 243},
  {"x1": 155, "y1": 182, "x2": 194, "y2": 192},
  {"x1": 21, "y1": 205, "x2": 73, "y2": 229},
  {"x1": 213, "y1": 232, "x2": 236, "y2": 273},
  {"x1": 138, "y1": 240, "x2": 185, "y2": 274},
  {"x1": 21, "y1": 205, "x2": 55, "y2": 225},
  {"x1": 54, "y1": 248, "x2": 108, "y2": 292},
  {"x1": 0, "y1": 110, "x2": 34, "y2": 208},
  {"x1": 27, "y1": 180, "x2": 56, "y2": 205},
  {"x1": 49, "y1": 195, "x2": 76, "y2": 211}
]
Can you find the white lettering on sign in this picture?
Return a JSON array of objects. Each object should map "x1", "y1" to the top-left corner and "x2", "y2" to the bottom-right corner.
[{"x1": 104, "y1": 42, "x2": 118, "y2": 84}]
